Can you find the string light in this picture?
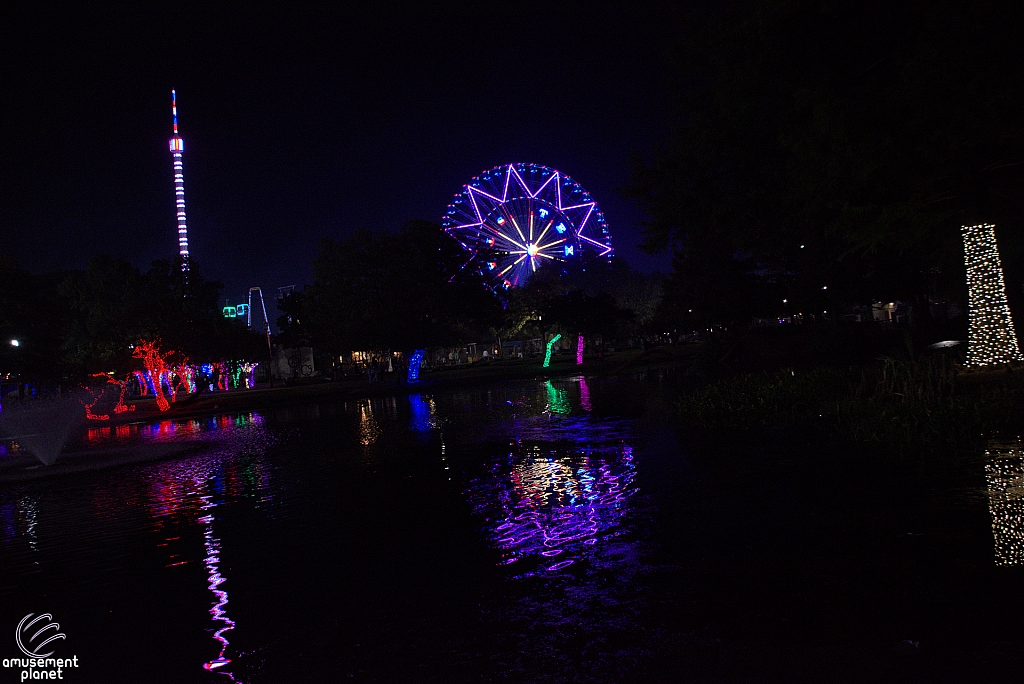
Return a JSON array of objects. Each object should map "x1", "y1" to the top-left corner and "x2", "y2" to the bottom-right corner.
[
  {"x1": 986, "y1": 443, "x2": 1024, "y2": 565},
  {"x1": 134, "y1": 340, "x2": 175, "y2": 411},
  {"x1": 169, "y1": 90, "x2": 190, "y2": 275},
  {"x1": 962, "y1": 224, "x2": 1023, "y2": 366},
  {"x1": 408, "y1": 349, "x2": 425, "y2": 383},
  {"x1": 80, "y1": 373, "x2": 136, "y2": 420},
  {"x1": 79, "y1": 342, "x2": 260, "y2": 421},
  {"x1": 543, "y1": 334, "x2": 562, "y2": 368}
]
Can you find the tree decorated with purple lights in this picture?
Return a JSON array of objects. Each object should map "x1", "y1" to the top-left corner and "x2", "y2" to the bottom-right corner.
[{"x1": 443, "y1": 163, "x2": 613, "y2": 291}]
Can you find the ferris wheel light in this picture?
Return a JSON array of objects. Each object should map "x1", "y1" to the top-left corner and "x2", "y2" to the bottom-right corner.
[{"x1": 442, "y1": 163, "x2": 613, "y2": 291}]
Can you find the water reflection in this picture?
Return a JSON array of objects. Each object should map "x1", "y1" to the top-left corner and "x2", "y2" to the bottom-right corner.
[
  {"x1": 579, "y1": 376, "x2": 592, "y2": 413},
  {"x1": 200, "y1": 506, "x2": 236, "y2": 677},
  {"x1": 469, "y1": 443, "x2": 636, "y2": 573},
  {"x1": 136, "y1": 416, "x2": 274, "y2": 680},
  {"x1": 358, "y1": 399, "x2": 385, "y2": 448},
  {"x1": 986, "y1": 441, "x2": 1024, "y2": 566},
  {"x1": 545, "y1": 381, "x2": 571, "y2": 416},
  {"x1": 0, "y1": 495, "x2": 39, "y2": 553},
  {"x1": 409, "y1": 394, "x2": 441, "y2": 433},
  {"x1": 451, "y1": 377, "x2": 640, "y2": 575},
  {"x1": 84, "y1": 412, "x2": 266, "y2": 447}
]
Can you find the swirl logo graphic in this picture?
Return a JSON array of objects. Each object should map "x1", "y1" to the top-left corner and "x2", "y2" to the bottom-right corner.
[{"x1": 16, "y1": 613, "x2": 66, "y2": 658}]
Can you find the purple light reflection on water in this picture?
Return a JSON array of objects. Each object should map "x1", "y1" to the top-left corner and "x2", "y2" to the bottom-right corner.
[
  {"x1": 468, "y1": 443, "x2": 636, "y2": 574},
  {"x1": 200, "y1": 508, "x2": 237, "y2": 679},
  {"x1": 579, "y1": 376, "x2": 592, "y2": 412},
  {"x1": 143, "y1": 456, "x2": 269, "y2": 681},
  {"x1": 132, "y1": 419, "x2": 275, "y2": 681}
]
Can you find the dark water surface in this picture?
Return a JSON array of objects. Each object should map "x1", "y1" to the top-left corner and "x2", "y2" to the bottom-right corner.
[{"x1": 3, "y1": 371, "x2": 1024, "y2": 682}]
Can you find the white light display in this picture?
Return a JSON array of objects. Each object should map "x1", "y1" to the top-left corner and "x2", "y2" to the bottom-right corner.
[
  {"x1": 986, "y1": 443, "x2": 1024, "y2": 565},
  {"x1": 962, "y1": 223, "x2": 1023, "y2": 366}
]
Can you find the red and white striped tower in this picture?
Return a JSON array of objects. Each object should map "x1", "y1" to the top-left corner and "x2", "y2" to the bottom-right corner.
[{"x1": 169, "y1": 90, "x2": 190, "y2": 277}]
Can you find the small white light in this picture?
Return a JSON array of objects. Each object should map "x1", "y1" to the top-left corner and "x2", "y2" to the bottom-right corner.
[
  {"x1": 782, "y1": 299, "x2": 787, "y2": 303},
  {"x1": 9, "y1": 339, "x2": 18, "y2": 347}
]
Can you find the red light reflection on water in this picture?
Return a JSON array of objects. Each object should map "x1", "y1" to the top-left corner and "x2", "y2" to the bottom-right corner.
[{"x1": 82, "y1": 413, "x2": 263, "y2": 447}]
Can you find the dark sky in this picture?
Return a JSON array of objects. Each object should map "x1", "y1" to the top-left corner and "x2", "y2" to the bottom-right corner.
[{"x1": 1, "y1": 5, "x2": 677, "y2": 307}]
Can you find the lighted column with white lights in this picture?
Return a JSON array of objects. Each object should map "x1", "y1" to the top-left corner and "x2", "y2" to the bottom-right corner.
[{"x1": 962, "y1": 223, "x2": 1023, "y2": 366}]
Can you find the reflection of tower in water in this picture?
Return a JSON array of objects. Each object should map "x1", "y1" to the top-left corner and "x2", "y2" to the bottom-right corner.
[
  {"x1": 200, "y1": 501, "x2": 236, "y2": 676},
  {"x1": 987, "y1": 443, "x2": 1024, "y2": 566},
  {"x1": 143, "y1": 427, "x2": 273, "y2": 679}
]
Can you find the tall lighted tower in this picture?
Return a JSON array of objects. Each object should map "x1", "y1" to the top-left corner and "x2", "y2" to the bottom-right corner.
[{"x1": 169, "y1": 90, "x2": 190, "y2": 275}]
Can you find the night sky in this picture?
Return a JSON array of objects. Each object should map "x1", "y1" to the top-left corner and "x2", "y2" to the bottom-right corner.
[{"x1": 1, "y1": 6, "x2": 677, "y2": 309}]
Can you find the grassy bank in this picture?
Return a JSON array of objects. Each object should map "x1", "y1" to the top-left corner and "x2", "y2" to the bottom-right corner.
[{"x1": 677, "y1": 346, "x2": 1024, "y2": 457}]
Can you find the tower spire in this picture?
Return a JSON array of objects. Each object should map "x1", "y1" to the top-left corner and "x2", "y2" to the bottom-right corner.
[{"x1": 169, "y1": 89, "x2": 190, "y2": 277}]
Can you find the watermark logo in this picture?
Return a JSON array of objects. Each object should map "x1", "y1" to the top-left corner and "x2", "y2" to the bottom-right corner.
[
  {"x1": 3, "y1": 613, "x2": 79, "y2": 681},
  {"x1": 15, "y1": 615, "x2": 64, "y2": 658}
]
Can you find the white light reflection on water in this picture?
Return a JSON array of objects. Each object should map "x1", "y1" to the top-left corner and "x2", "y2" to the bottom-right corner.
[
  {"x1": 358, "y1": 399, "x2": 381, "y2": 447},
  {"x1": 0, "y1": 495, "x2": 40, "y2": 557},
  {"x1": 986, "y1": 441, "x2": 1024, "y2": 566}
]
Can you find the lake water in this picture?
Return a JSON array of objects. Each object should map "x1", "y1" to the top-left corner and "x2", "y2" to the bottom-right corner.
[{"x1": 3, "y1": 371, "x2": 1024, "y2": 682}]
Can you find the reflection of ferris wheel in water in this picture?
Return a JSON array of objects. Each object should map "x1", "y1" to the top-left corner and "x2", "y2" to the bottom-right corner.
[{"x1": 443, "y1": 163, "x2": 614, "y2": 290}]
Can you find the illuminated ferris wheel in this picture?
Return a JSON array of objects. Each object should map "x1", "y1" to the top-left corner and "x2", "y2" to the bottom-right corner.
[{"x1": 442, "y1": 163, "x2": 613, "y2": 290}]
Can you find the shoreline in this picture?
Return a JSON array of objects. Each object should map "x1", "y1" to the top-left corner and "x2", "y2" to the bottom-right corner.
[
  {"x1": 0, "y1": 347, "x2": 695, "y2": 482},
  {"x1": 86, "y1": 347, "x2": 697, "y2": 426}
]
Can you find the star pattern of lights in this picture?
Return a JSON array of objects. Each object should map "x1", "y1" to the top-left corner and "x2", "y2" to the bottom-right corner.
[{"x1": 443, "y1": 163, "x2": 613, "y2": 290}]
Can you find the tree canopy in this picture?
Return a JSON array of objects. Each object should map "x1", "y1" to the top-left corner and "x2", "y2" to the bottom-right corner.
[
  {"x1": 625, "y1": 0, "x2": 1024, "y2": 325},
  {"x1": 0, "y1": 254, "x2": 264, "y2": 381},
  {"x1": 280, "y1": 221, "x2": 502, "y2": 355}
]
